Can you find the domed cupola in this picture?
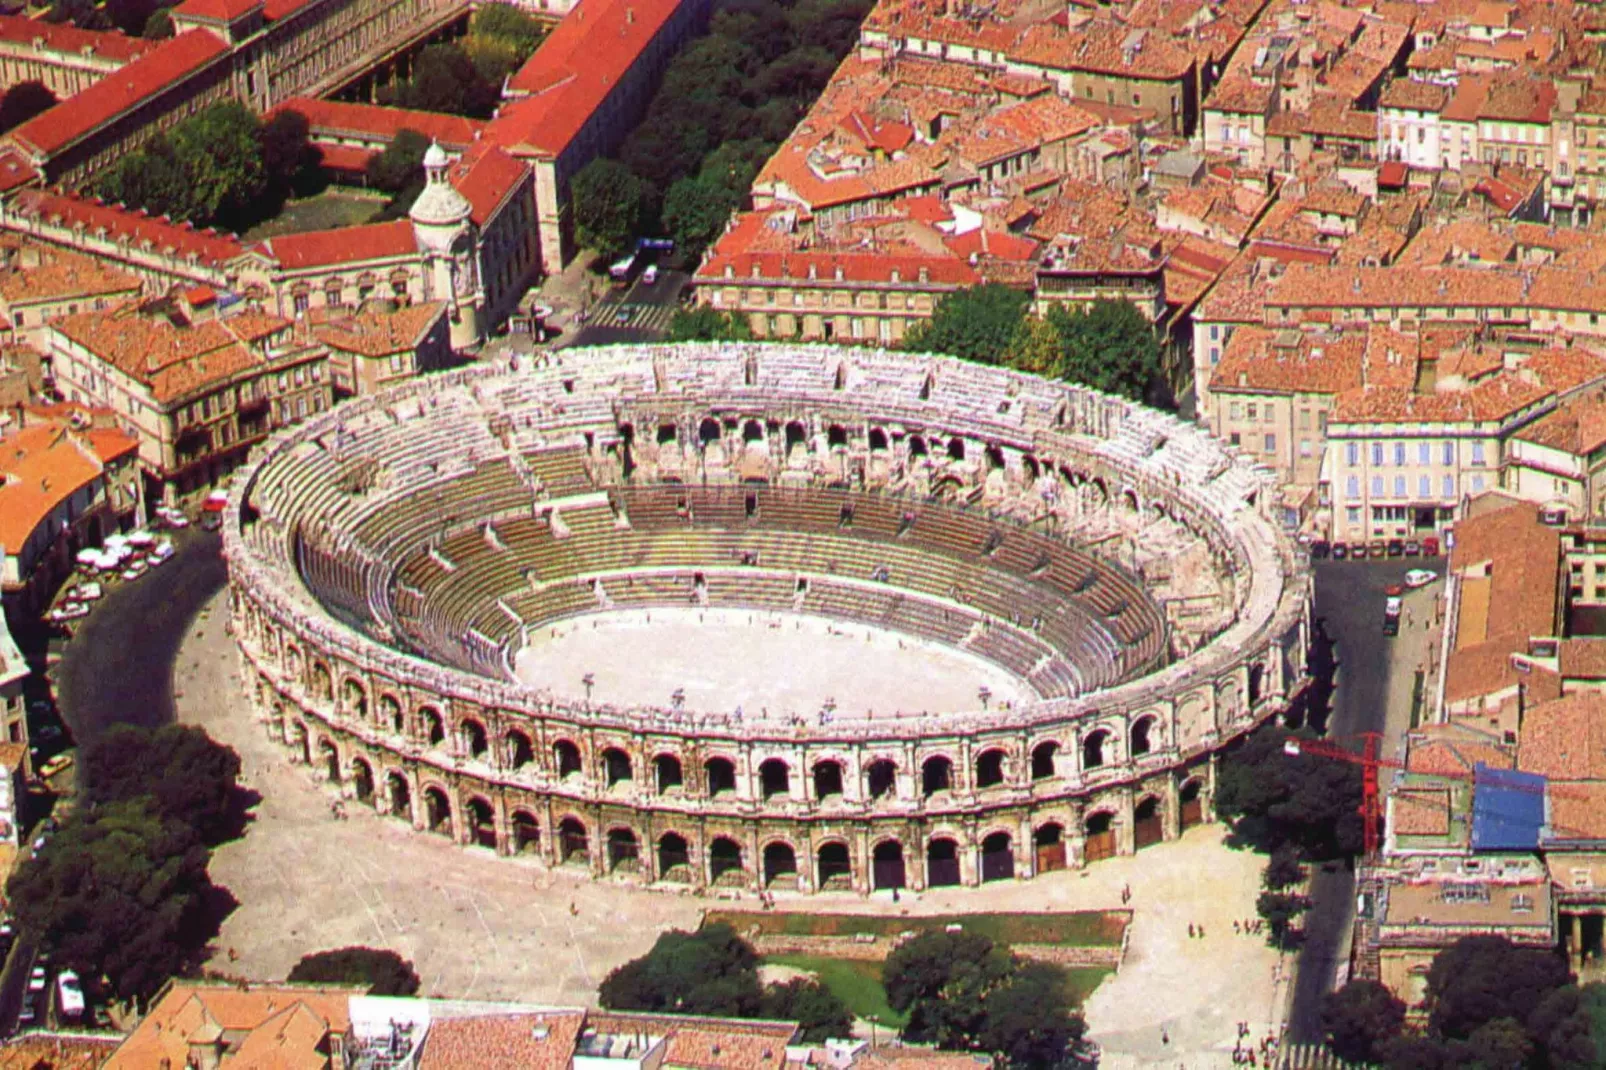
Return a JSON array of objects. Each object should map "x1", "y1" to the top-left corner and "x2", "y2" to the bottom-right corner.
[{"x1": 409, "y1": 141, "x2": 473, "y2": 247}]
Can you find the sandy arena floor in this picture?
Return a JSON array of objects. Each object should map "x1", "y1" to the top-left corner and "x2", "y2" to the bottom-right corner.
[
  {"x1": 182, "y1": 593, "x2": 1288, "y2": 1066},
  {"x1": 513, "y1": 607, "x2": 1030, "y2": 717}
]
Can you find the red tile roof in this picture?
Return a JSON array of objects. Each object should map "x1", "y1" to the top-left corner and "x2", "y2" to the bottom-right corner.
[
  {"x1": 0, "y1": 149, "x2": 36, "y2": 194},
  {"x1": 446, "y1": 141, "x2": 527, "y2": 226},
  {"x1": 171, "y1": 0, "x2": 260, "y2": 21},
  {"x1": 273, "y1": 97, "x2": 487, "y2": 150},
  {"x1": 257, "y1": 219, "x2": 417, "y2": 270},
  {"x1": 0, "y1": 14, "x2": 153, "y2": 61},
  {"x1": 11, "y1": 31, "x2": 230, "y2": 158},
  {"x1": 10, "y1": 189, "x2": 248, "y2": 266},
  {"x1": 312, "y1": 143, "x2": 377, "y2": 175}
]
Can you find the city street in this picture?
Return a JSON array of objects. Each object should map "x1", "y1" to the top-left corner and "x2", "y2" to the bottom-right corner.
[
  {"x1": 566, "y1": 268, "x2": 689, "y2": 347},
  {"x1": 1285, "y1": 555, "x2": 1446, "y2": 1044}
]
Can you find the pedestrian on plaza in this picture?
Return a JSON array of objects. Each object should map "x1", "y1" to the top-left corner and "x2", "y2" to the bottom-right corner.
[{"x1": 1188, "y1": 923, "x2": 1196, "y2": 938}]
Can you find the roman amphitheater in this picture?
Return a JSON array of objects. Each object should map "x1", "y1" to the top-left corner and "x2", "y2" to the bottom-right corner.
[{"x1": 223, "y1": 342, "x2": 1311, "y2": 895}]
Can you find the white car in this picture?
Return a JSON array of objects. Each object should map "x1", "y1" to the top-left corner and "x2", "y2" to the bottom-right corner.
[
  {"x1": 121, "y1": 561, "x2": 148, "y2": 581},
  {"x1": 46, "y1": 603, "x2": 89, "y2": 623},
  {"x1": 1405, "y1": 568, "x2": 1439, "y2": 588},
  {"x1": 642, "y1": 264, "x2": 659, "y2": 285},
  {"x1": 1385, "y1": 595, "x2": 1403, "y2": 616},
  {"x1": 149, "y1": 541, "x2": 175, "y2": 564}
]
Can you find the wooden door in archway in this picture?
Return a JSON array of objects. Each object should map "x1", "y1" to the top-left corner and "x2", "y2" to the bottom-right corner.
[
  {"x1": 1084, "y1": 813, "x2": 1116, "y2": 863},
  {"x1": 1133, "y1": 797, "x2": 1164, "y2": 850},
  {"x1": 1180, "y1": 780, "x2": 1204, "y2": 830}
]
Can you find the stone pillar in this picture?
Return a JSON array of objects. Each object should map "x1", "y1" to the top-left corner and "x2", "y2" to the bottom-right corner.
[
  {"x1": 1019, "y1": 814, "x2": 1036, "y2": 879},
  {"x1": 1165, "y1": 776, "x2": 1183, "y2": 841}
]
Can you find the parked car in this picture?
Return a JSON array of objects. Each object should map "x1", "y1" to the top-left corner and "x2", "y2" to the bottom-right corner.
[
  {"x1": 27, "y1": 967, "x2": 44, "y2": 993},
  {"x1": 1404, "y1": 540, "x2": 1422, "y2": 556},
  {"x1": 1350, "y1": 543, "x2": 1368, "y2": 560},
  {"x1": 1369, "y1": 539, "x2": 1388, "y2": 557},
  {"x1": 1406, "y1": 569, "x2": 1439, "y2": 588},
  {"x1": 1331, "y1": 543, "x2": 1348, "y2": 560},
  {"x1": 1386, "y1": 539, "x2": 1406, "y2": 557},
  {"x1": 1309, "y1": 540, "x2": 1330, "y2": 559},
  {"x1": 641, "y1": 264, "x2": 659, "y2": 285},
  {"x1": 1383, "y1": 612, "x2": 1400, "y2": 636},
  {"x1": 38, "y1": 754, "x2": 73, "y2": 779},
  {"x1": 1423, "y1": 535, "x2": 1442, "y2": 556}
]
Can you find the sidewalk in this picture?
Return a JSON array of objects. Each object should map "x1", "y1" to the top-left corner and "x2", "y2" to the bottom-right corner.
[{"x1": 529, "y1": 250, "x2": 605, "y2": 342}]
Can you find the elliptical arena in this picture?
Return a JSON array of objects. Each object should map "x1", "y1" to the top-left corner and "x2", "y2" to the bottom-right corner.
[{"x1": 223, "y1": 343, "x2": 1311, "y2": 894}]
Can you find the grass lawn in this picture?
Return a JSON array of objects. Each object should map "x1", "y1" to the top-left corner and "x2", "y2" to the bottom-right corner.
[
  {"x1": 243, "y1": 189, "x2": 387, "y2": 241},
  {"x1": 709, "y1": 910, "x2": 1126, "y2": 948},
  {"x1": 765, "y1": 954, "x2": 907, "y2": 1027},
  {"x1": 1062, "y1": 966, "x2": 1113, "y2": 1006}
]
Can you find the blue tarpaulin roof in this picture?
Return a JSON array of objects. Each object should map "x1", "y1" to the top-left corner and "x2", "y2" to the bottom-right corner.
[{"x1": 1471, "y1": 763, "x2": 1547, "y2": 851}]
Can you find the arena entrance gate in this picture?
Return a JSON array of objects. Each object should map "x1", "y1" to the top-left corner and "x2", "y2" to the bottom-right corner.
[
  {"x1": 872, "y1": 841, "x2": 905, "y2": 890},
  {"x1": 980, "y1": 832, "x2": 1013, "y2": 882},
  {"x1": 1180, "y1": 780, "x2": 1204, "y2": 830},
  {"x1": 1034, "y1": 823, "x2": 1066, "y2": 873},
  {"x1": 1134, "y1": 797, "x2": 1164, "y2": 850},
  {"x1": 1085, "y1": 812, "x2": 1116, "y2": 863},
  {"x1": 926, "y1": 838, "x2": 960, "y2": 887}
]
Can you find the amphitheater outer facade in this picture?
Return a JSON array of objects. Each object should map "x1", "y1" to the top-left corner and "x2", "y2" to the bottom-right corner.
[{"x1": 223, "y1": 342, "x2": 1312, "y2": 895}]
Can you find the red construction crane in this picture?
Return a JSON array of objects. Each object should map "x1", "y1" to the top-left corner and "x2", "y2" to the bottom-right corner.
[{"x1": 1283, "y1": 733, "x2": 1581, "y2": 859}]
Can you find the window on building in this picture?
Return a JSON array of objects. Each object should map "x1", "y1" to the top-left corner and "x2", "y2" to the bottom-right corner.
[
  {"x1": 1299, "y1": 439, "x2": 1311, "y2": 458},
  {"x1": 1443, "y1": 475, "x2": 1455, "y2": 498},
  {"x1": 1394, "y1": 476, "x2": 1406, "y2": 497},
  {"x1": 1347, "y1": 443, "x2": 1359, "y2": 466},
  {"x1": 1347, "y1": 506, "x2": 1362, "y2": 524},
  {"x1": 1443, "y1": 442, "x2": 1454, "y2": 465},
  {"x1": 1419, "y1": 475, "x2": 1430, "y2": 497},
  {"x1": 1418, "y1": 442, "x2": 1430, "y2": 465},
  {"x1": 1210, "y1": 347, "x2": 1219, "y2": 364},
  {"x1": 1393, "y1": 443, "x2": 1406, "y2": 466},
  {"x1": 1229, "y1": 432, "x2": 1240, "y2": 446},
  {"x1": 1264, "y1": 433, "x2": 1276, "y2": 452},
  {"x1": 1471, "y1": 442, "x2": 1486, "y2": 465},
  {"x1": 1229, "y1": 402, "x2": 1241, "y2": 420},
  {"x1": 1210, "y1": 325, "x2": 1219, "y2": 341},
  {"x1": 1247, "y1": 403, "x2": 1258, "y2": 420},
  {"x1": 1371, "y1": 476, "x2": 1384, "y2": 496},
  {"x1": 293, "y1": 294, "x2": 309, "y2": 314},
  {"x1": 1347, "y1": 475, "x2": 1360, "y2": 499},
  {"x1": 1372, "y1": 443, "x2": 1384, "y2": 466}
]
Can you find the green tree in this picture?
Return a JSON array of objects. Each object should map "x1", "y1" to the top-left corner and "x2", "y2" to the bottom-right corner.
[
  {"x1": 288, "y1": 947, "x2": 422, "y2": 995},
  {"x1": 396, "y1": 44, "x2": 499, "y2": 118},
  {"x1": 572, "y1": 158, "x2": 645, "y2": 259},
  {"x1": 597, "y1": 924, "x2": 763, "y2": 1018},
  {"x1": 904, "y1": 283, "x2": 1030, "y2": 366},
  {"x1": 1262, "y1": 844, "x2": 1305, "y2": 891},
  {"x1": 1214, "y1": 725, "x2": 1366, "y2": 859},
  {"x1": 1255, "y1": 891, "x2": 1312, "y2": 949},
  {"x1": 1425, "y1": 936, "x2": 1572, "y2": 1042},
  {"x1": 7, "y1": 799, "x2": 214, "y2": 1005},
  {"x1": 1462, "y1": 1017, "x2": 1532, "y2": 1070},
  {"x1": 82, "y1": 722, "x2": 243, "y2": 846},
  {"x1": 95, "y1": 135, "x2": 187, "y2": 218},
  {"x1": 661, "y1": 176, "x2": 738, "y2": 260},
  {"x1": 259, "y1": 109, "x2": 321, "y2": 200},
  {"x1": 1005, "y1": 313, "x2": 1059, "y2": 376},
  {"x1": 171, "y1": 101, "x2": 267, "y2": 226},
  {"x1": 758, "y1": 978, "x2": 853, "y2": 1043},
  {"x1": 978, "y1": 961, "x2": 1086, "y2": 1069},
  {"x1": 471, "y1": 2, "x2": 546, "y2": 52},
  {"x1": 669, "y1": 305, "x2": 751, "y2": 342},
  {"x1": 1528, "y1": 983, "x2": 1606, "y2": 1070},
  {"x1": 141, "y1": 6, "x2": 173, "y2": 36},
  {"x1": 1043, "y1": 299, "x2": 1161, "y2": 401},
  {"x1": 104, "y1": 0, "x2": 159, "y2": 36},
  {"x1": 697, "y1": 138, "x2": 770, "y2": 198},
  {"x1": 0, "y1": 82, "x2": 56, "y2": 134},
  {"x1": 1319, "y1": 979, "x2": 1406, "y2": 1064},
  {"x1": 1379, "y1": 1035, "x2": 1459, "y2": 1070},
  {"x1": 367, "y1": 128, "x2": 430, "y2": 193},
  {"x1": 44, "y1": 0, "x2": 110, "y2": 29}
]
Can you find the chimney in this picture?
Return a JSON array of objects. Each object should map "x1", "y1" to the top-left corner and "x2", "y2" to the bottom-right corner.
[
  {"x1": 890, "y1": 268, "x2": 901, "y2": 283},
  {"x1": 834, "y1": 264, "x2": 844, "y2": 280},
  {"x1": 918, "y1": 266, "x2": 929, "y2": 282},
  {"x1": 808, "y1": 262, "x2": 817, "y2": 279}
]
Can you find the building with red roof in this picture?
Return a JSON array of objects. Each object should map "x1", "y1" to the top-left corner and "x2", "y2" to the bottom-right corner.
[{"x1": 0, "y1": 15, "x2": 154, "y2": 99}]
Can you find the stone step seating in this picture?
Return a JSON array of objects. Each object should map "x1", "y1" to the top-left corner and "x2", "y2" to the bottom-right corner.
[{"x1": 525, "y1": 445, "x2": 593, "y2": 496}]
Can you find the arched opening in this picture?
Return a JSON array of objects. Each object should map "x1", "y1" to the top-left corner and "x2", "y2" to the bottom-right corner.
[
  {"x1": 558, "y1": 817, "x2": 589, "y2": 864},
  {"x1": 947, "y1": 438, "x2": 965, "y2": 461},
  {"x1": 980, "y1": 831, "x2": 1013, "y2": 882},
  {"x1": 758, "y1": 758, "x2": 790, "y2": 800},
  {"x1": 742, "y1": 419, "x2": 765, "y2": 442},
  {"x1": 827, "y1": 425, "x2": 848, "y2": 449},
  {"x1": 289, "y1": 722, "x2": 310, "y2": 764},
  {"x1": 909, "y1": 434, "x2": 928, "y2": 458},
  {"x1": 868, "y1": 427, "x2": 888, "y2": 451},
  {"x1": 709, "y1": 837, "x2": 743, "y2": 883},
  {"x1": 1023, "y1": 455, "x2": 1040, "y2": 480},
  {"x1": 1131, "y1": 717, "x2": 1155, "y2": 757},
  {"x1": 975, "y1": 749, "x2": 1006, "y2": 789},
  {"x1": 866, "y1": 759, "x2": 897, "y2": 800},
  {"x1": 813, "y1": 760, "x2": 844, "y2": 800},
  {"x1": 602, "y1": 747, "x2": 633, "y2": 787},
  {"x1": 421, "y1": 706, "x2": 444, "y2": 746},
  {"x1": 922, "y1": 755, "x2": 953, "y2": 796},
  {"x1": 817, "y1": 842, "x2": 851, "y2": 889},
  {"x1": 342, "y1": 678, "x2": 367, "y2": 719},
  {"x1": 763, "y1": 842, "x2": 798, "y2": 888},
  {"x1": 926, "y1": 838, "x2": 960, "y2": 887},
  {"x1": 511, "y1": 811, "x2": 539, "y2": 854},
  {"x1": 655, "y1": 754, "x2": 684, "y2": 794},
  {"x1": 1134, "y1": 796, "x2": 1164, "y2": 849},
  {"x1": 698, "y1": 417, "x2": 721, "y2": 444},
  {"x1": 386, "y1": 773, "x2": 411, "y2": 820},
  {"x1": 1031, "y1": 741, "x2": 1059, "y2": 781},
  {"x1": 985, "y1": 444, "x2": 1005, "y2": 470},
  {"x1": 351, "y1": 758, "x2": 374, "y2": 804},
  {"x1": 1085, "y1": 811, "x2": 1116, "y2": 862},
  {"x1": 318, "y1": 739, "x2": 340, "y2": 784},
  {"x1": 705, "y1": 757, "x2": 737, "y2": 796},
  {"x1": 506, "y1": 730, "x2": 534, "y2": 770},
  {"x1": 607, "y1": 828, "x2": 640, "y2": 872},
  {"x1": 658, "y1": 832, "x2": 691, "y2": 879},
  {"x1": 1180, "y1": 779, "x2": 1205, "y2": 830},
  {"x1": 465, "y1": 796, "x2": 496, "y2": 849},
  {"x1": 785, "y1": 421, "x2": 806, "y2": 454},
  {"x1": 1249, "y1": 664, "x2": 1266, "y2": 706},
  {"x1": 311, "y1": 662, "x2": 333, "y2": 701},
  {"x1": 380, "y1": 695, "x2": 403, "y2": 733},
  {"x1": 1034, "y1": 822, "x2": 1066, "y2": 872},
  {"x1": 460, "y1": 719, "x2": 488, "y2": 760},
  {"x1": 657, "y1": 424, "x2": 677, "y2": 445},
  {"x1": 872, "y1": 840, "x2": 905, "y2": 890},
  {"x1": 423, "y1": 787, "x2": 451, "y2": 836},
  {"x1": 1082, "y1": 729, "x2": 1110, "y2": 770},
  {"x1": 1121, "y1": 488, "x2": 1140, "y2": 513},
  {"x1": 554, "y1": 739, "x2": 582, "y2": 778}
]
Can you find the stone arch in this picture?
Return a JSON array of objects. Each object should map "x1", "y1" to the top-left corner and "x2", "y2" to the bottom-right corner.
[
  {"x1": 1130, "y1": 715, "x2": 1158, "y2": 757},
  {"x1": 699, "y1": 417, "x2": 722, "y2": 443},
  {"x1": 288, "y1": 720, "x2": 311, "y2": 764},
  {"x1": 1082, "y1": 728, "x2": 1111, "y2": 770},
  {"x1": 654, "y1": 753, "x2": 684, "y2": 793},
  {"x1": 557, "y1": 816, "x2": 589, "y2": 864},
  {"x1": 926, "y1": 837, "x2": 960, "y2": 887},
  {"x1": 758, "y1": 757, "x2": 790, "y2": 800},
  {"x1": 1085, "y1": 810, "x2": 1117, "y2": 862},
  {"x1": 379, "y1": 693, "x2": 403, "y2": 733},
  {"x1": 871, "y1": 839, "x2": 906, "y2": 890},
  {"x1": 316, "y1": 738, "x2": 340, "y2": 783},
  {"x1": 1134, "y1": 795, "x2": 1165, "y2": 850},
  {"x1": 826, "y1": 424, "x2": 848, "y2": 449},
  {"x1": 1217, "y1": 679, "x2": 1241, "y2": 719},
  {"x1": 1022, "y1": 455, "x2": 1040, "y2": 480},
  {"x1": 459, "y1": 718, "x2": 489, "y2": 760},
  {"x1": 921, "y1": 755, "x2": 954, "y2": 796},
  {"x1": 350, "y1": 756, "x2": 374, "y2": 804},
  {"x1": 510, "y1": 810, "x2": 540, "y2": 854},
  {"x1": 553, "y1": 739, "x2": 583, "y2": 778},
  {"x1": 464, "y1": 795, "x2": 496, "y2": 849},
  {"x1": 1031, "y1": 740, "x2": 1060, "y2": 780},
  {"x1": 867, "y1": 427, "x2": 889, "y2": 451},
  {"x1": 658, "y1": 831, "x2": 692, "y2": 879},
  {"x1": 785, "y1": 421, "x2": 807, "y2": 454},
  {"x1": 705, "y1": 756, "x2": 737, "y2": 796},
  {"x1": 866, "y1": 759, "x2": 897, "y2": 800},
  {"x1": 980, "y1": 830, "x2": 1014, "y2": 882},
  {"x1": 1249, "y1": 662, "x2": 1266, "y2": 706},
  {"x1": 709, "y1": 836, "x2": 744, "y2": 883},
  {"x1": 419, "y1": 705, "x2": 445, "y2": 746},
  {"x1": 1121, "y1": 487, "x2": 1140, "y2": 513},
  {"x1": 974, "y1": 747, "x2": 1007, "y2": 789},
  {"x1": 341, "y1": 677, "x2": 367, "y2": 719},
  {"x1": 816, "y1": 840, "x2": 852, "y2": 889},
  {"x1": 763, "y1": 840, "x2": 799, "y2": 888},
  {"x1": 1034, "y1": 822, "x2": 1066, "y2": 872},
  {"x1": 505, "y1": 729, "x2": 535, "y2": 770},
  {"x1": 813, "y1": 759, "x2": 844, "y2": 799},
  {"x1": 310, "y1": 661, "x2": 333, "y2": 701},
  {"x1": 607, "y1": 827, "x2": 641, "y2": 872},
  {"x1": 742, "y1": 419, "x2": 765, "y2": 442},
  {"x1": 602, "y1": 746, "x2": 633, "y2": 787},
  {"x1": 908, "y1": 434, "x2": 928, "y2": 458},
  {"x1": 422, "y1": 785, "x2": 452, "y2": 836},
  {"x1": 1180, "y1": 778, "x2": 1206, "y2": 830},
  {"x1": 386, "y1": 772, "x2": 411, "y2": 819},
  {"x1": 947, "y1": 438, "x2": 965, "y2": 461}
]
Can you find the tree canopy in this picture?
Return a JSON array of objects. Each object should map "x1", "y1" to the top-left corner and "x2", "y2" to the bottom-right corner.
[
  {"x1": 367, "y1": 128, "x2": 431, "y2": 194},
  {"x1": 288, "y1": 947, "x2": 422, "y2": 996},
  {"x1": 669, "y1": 305, "x2": 752, "y2": 342},
  {"x1": 883, "y1": 930, "x2": 1086, "y2": 1067},
  {"x1": 81, "y1": 722, "x2": 243, "y2": 846},
  {"x1": 661, "y1": 177, "x2": 740, "y2": 261},
  {"x1": 387, "y1": 44, "x2": 500, "y2": 118},
  {"x1": 1213, "y1": 725, "x2": 1365, "y2": 860},
  {"x1": 1320, "y1": 980, "x2": 1406, "y2": 1064},
  {"x1": 904, "y1": 284, "x2": 1031, "y2": 367},
  {"x1": 572, "y1": 158, "x2": 646, "y2": 260},
  {"x1": 259, "y1": 109, "x2": 323, "y2": 202},
  {"x1": 597, "y1": 924, "x2": 851, "y2": 1042},
  {"x1": 7, "y1": 799, "x2": 215, "y2": 1005},
  {"x1": 1425, "y1": 936, "x2": 1573, "y2": 1042},
  {"x1": 0, "y1": 82, "x2": 57, "y2": 134},
  {"x1": 1042, "y1": 300, "x2": 1162, "y2": 401}
]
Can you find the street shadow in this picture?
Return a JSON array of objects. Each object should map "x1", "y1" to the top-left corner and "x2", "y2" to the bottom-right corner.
[
  {"x1": 186, "y1": 883, "x2": 242, "y2": 969},
  {"x1": 211, "y1": 786, "x2": 264, "y2": 846}
]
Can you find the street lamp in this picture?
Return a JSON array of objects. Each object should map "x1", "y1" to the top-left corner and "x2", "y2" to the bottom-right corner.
[
  {"x1": 978, "y1": 685, "x2": 992, "y2": 711},
  {"x1": 671, "y1": 688, "x2": 685, "y2": 711},
  {"x1": 582, "y1": 673, "x2": 595, "y2": 703}
]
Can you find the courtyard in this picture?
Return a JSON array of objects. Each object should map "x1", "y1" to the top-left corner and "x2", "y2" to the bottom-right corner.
[{"x1": 180, "y1": 591, "x2": 1290, "y2": 1064}]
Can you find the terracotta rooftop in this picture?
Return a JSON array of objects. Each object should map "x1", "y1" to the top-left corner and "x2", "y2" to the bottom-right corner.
[
  {"x1": 0, "y1": 410, "x2": 136, "y2": 556},
  {"x1": 416, "y1": 1011, "x2": 585, "y2": 1070},
  {"x1": 0, "y1": 242, "x2": 141, "y2": 309},
  {"x1": 312, "y1": 301, "x2": 445, "y2": 357},
  {"x1": 274, "y1": 97, "x2": 487, "y2": 149},
  {"x1": 9, "y1": 189, "x2": 248, "y2": 267},
  {"x1": 1520, "y1": 692, "x2": 1606, "y2": 781},
  {"x1": 1511, "y1": 389, "x2": 1606, "y2": 456},
  {"x1": 0, "y1": 14, "x2": 153, "y2": 61},
  {"x1": 257, "y1": 219, "x2": 417, "y2": 271},
  {"x1": 104, "y1": 983, "x2": 363, "y2": 1070},
  {"x1": 0, "y1": 1034, "x2": 120, "y2": 1070}
]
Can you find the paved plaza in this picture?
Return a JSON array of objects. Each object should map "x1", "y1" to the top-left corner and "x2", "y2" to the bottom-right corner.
[{"x1": 184, "y1": 591, "x2": 1288, "y2": 1064}]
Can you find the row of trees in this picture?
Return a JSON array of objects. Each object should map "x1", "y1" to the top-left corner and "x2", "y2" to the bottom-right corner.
[
  {"x1": 95, "y1": 103, "x2": 321, "y2": 232},
  {"x1": 46, "y1": 0, "x2": 173, "y2": 38},
  {"x1": 573, "y1": 0, "x2": 873, "y2": 261},
  {"x1": 376, "y1": 7, "x2": 547, "y2": 118},
  {"x1": 0, "y1": 82, "x2": 57, "y2": 136},
  {"x1": 1321, "y1": 938, "x2": 1605, "y2": 1069},
  {"x1": 6, "y1": 724, "x2": 246, "y2": 1006}
]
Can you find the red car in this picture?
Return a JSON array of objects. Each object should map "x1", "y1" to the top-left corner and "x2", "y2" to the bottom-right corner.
[{"x1": 1422, "y1": 535, "x2": 1442, "y2": 556}]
